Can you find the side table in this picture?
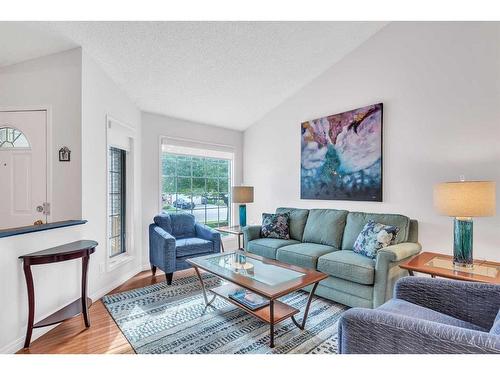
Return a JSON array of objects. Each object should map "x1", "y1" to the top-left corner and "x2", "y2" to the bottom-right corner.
[
  {"x1": 215, "y1": 225, "x2": 244, "y2": 251},
  {"x1": 19, "y1": 240, "x2": 98, "y2": 348},
  {"x1": 399, "y1": 251, "x2": 500, "y2": 284}
]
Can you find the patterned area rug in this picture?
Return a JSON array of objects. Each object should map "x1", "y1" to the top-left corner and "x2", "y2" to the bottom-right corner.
[{"x1": 102, "y1": 273, "x2": 348, "y2": 354}]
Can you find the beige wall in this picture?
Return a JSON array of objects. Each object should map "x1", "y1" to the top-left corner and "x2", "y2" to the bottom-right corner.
[{"x1": 244, "y1": 22, "x2": 500, "y2": 261}]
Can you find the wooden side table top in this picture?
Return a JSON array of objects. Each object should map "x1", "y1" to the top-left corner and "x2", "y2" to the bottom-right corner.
[{"x1": 400, "y1": 251, "x2": 500, "y2": 284}]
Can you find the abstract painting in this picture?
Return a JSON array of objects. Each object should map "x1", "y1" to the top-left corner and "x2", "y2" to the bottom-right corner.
[{"x1": 301, "y1": 103, "x2": 383, "y2": 201}]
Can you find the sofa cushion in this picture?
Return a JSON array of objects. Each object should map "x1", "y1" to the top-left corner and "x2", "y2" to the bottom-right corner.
[
  {"x1": 277, "y1": 243, "x2": 336, "y2": 269},
  {"x1": 302, "y1": 209, "x2": 348, "y2": 248},
  {"x1": 170, "y1": 213, "x2": 196, "y2": 239},
  {"x1": 317, "y1": 250, "x2": 375, "y2": 285},
  {"x1": 154, "y1": 213, "x2": 172, "y2": 233},
  {"x1": 379, "y1": 299, "x2": 486, "y2": 332},
  {"x1": 353, "y1": 220, "x2": 400, "y2": 259},
  {"x1": 247, "y1": 238, "x2": 299, "y2": 259},
  {"x1": 261, "y1": 212, "x2": 290, "y2": 239},
  {"x1": 176, "y1": 237, "x2": 213, "y2": 257},
  {"x1": 276, "y1": 207, "x2": 309, "y2": 241},
  {"x1": 342, "y1": 212, "x2": 410, "y2": 250},
  {"x1": 490, "y1": 309, "x2": 500, "y2": 335}
]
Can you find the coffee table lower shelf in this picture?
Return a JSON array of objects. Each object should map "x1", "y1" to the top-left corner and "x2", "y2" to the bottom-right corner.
[{"x1": 210, "y1": 283, "x2": 299, "y2": 324}]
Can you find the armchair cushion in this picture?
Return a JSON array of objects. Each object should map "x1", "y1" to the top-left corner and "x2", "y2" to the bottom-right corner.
[
  {"x1": 170, "y1": 213, "x2": 196, "y2": 238},
  {"x1": 317, "y1": 250, "x2": 375, "y2": 285},
  {"x1": 176, "y1": 237, "x2": 213, "y2": 257},
  {"x1": 153, "y1": 213, "x2": 172, "y2": 233},
  {"x1": 378, "y1": 298, "x2": 486, "y2": 332}
]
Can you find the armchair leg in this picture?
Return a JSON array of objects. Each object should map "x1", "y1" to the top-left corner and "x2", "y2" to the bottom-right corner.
[
  {"x1": 151, "y1": 264, "x2": 157, "y2": 276},
  {"x1": 166, "y1": 273, "x2": 173, "y2": 285}
]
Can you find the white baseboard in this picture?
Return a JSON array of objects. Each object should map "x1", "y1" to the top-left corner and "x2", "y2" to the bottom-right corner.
[{"x1": 1, "y1": 265, "x2": 142, "y2": 354}]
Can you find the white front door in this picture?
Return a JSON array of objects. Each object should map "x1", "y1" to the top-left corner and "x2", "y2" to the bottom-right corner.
[{"x1": 0, "y1": 110, "x2": 47, "y2": 229}]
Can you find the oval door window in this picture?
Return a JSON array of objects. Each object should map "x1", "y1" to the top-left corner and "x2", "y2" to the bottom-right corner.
[{"x1": 0, "y1": 126, "x2": 31, "y2": 148}]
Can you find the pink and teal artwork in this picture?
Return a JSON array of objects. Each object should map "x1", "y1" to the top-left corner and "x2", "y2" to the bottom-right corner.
[{"x1": 301, "y1": 103, "x2": 383, "y2": 201}]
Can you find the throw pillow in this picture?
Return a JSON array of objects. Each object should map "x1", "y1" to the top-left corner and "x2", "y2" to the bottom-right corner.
[
  {"x1": 261, "y1": 213, "x2": 290, "y2": 240},
  {"x1": 353, "y1": 220, "x2": 399, "y2": 258}
]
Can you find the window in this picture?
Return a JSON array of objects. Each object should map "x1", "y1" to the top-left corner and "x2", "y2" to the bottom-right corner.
[
  {"x1": 108, "y1": 147, "x2": 126, "y2": 257},
  {"x1": 0, "y1": 127, "x2": 30, "y2": 148},
  {"x1": 161, "y1": 149, "x2": 232, "y2": 228}
]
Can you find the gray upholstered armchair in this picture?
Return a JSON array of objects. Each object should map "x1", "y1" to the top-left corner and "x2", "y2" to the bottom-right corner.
[
  {"x1": 149, "y1": 212, "x2": 221, "y2": 284},
  {"x1": 339, "y1": 277, "x2": 500, "y2": 354}
]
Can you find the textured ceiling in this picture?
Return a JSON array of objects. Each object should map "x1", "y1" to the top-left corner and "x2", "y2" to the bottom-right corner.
[{"x1": 0, "y1": 22, "x2": 386, "y2": 130}]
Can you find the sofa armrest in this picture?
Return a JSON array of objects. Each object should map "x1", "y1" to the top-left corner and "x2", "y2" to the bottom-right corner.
[
  {"x1": 242, "y1": 225, "x2": 262, "y2": 249},
  {"x1": 395, "y1": 276, "x2": 500, "y2": 330},
  {"x1": 195, "y1": 223, "x2": 221, "y2": 252},
  {"x1": 149, "y1": 224, "x2": 176, "y2": 272},
  {"x1": 339, "y1": 307, "x2": 500, "y2": 354},
  {"x1": 377, "y1": 242, "x2": 422, "y2": 262},
  {"x1": 372, "y1": 242, "x2": 422, "y2": 307}
]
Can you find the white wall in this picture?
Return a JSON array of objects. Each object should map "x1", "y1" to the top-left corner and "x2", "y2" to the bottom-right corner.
[
  {"x1": 141, "y1": 112, "x2": 244, "y2": 267},
  {"x1": 244, "y1": 22, "x2": 500, "y2": 261},
  {"x1": 80, "y1": 51, "x2": 143, "y2": 304},
  {"x1": 0, "y1": 49, "x2": 142, "y2": 353},
  {"x1": 0, "y1": 48, "x2": 82, "y2": 222}
]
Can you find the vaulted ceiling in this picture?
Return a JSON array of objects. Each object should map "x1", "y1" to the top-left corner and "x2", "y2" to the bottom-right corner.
[{"x1": 0, "y1": 22, "x2": 386, "y2": 130}]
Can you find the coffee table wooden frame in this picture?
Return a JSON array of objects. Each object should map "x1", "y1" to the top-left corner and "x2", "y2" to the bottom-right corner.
[{"x1": 186, "y1": 250, "x2": 328, "y2": 348}]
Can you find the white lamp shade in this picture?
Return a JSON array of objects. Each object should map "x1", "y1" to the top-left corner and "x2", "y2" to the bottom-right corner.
[
  {"x1": 232, "y1": 186, "x2": 254, "y2": 203},
  {"x1": 434, "y1": 181, "x2": 496, "y2": 218}
]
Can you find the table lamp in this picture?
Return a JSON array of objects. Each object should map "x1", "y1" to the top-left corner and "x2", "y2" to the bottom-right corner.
[
  {"x1": 434, "y1": 180, "x2": 496, "y2": 267},
  {"x1": 232, "y1": 186, "x2": 254, "y2": 227}
]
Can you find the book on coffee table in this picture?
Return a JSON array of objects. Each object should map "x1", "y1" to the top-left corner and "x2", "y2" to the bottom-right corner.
[{"x1": 228, "y1": 289, "x2": 269, "y2": 310}]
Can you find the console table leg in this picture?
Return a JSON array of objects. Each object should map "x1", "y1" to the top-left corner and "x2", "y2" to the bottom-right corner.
[
  {"x1": 23, "y1": 261, "x2": 35, "y2": 349},
  {"x1": 81, "y1": 253, "x2": 90, "y2": 328},
  {"x1": 269, "y1": 300, "x2": 275, "y2": 348}
]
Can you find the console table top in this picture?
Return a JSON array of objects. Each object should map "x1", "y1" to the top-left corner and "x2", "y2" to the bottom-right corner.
[{"x1": 19, "y1": 240, "x2": 98, "y2": 259}]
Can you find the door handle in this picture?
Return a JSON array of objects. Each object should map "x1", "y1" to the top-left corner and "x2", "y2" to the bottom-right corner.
[{"x1": 36, "y1": 203, "x2": 50, "y2": 215}]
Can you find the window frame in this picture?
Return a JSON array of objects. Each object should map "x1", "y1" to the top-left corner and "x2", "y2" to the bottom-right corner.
[
  {"x1": 106, "y1": 115, "x2": 136, "y2": 272},
  {"x1": 108, "y1": 146, "x2": 127, "y2": 258},
  {"x1": 158, "y1": 137, "x2": 235, "y2": 228}
]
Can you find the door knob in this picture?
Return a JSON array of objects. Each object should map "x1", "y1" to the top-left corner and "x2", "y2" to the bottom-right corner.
[{"x1": 36, "y1": 205, "x2": 44, "y2": 212}]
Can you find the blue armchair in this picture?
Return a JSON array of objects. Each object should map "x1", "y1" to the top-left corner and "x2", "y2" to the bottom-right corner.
[
  {"x1": 339, "y1": 277, "x2": 500, "y2": 354},
  {"x1": 149, "y1": 212, "x2": 221, "y2": 284}
]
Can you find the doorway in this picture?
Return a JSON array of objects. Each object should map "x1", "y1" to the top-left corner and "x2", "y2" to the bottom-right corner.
[{"x1": 0, "y1": 110, "x2": 48, "y2": 229}]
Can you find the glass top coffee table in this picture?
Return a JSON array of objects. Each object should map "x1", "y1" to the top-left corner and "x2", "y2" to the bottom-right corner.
[{"x1": 186, "y1": 250, "x2": 328, "y2": 348}]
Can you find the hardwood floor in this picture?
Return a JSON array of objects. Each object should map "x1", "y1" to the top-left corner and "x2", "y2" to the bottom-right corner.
[{"x1": 17, "y1": 268, "x2": 195, "y2": 354}]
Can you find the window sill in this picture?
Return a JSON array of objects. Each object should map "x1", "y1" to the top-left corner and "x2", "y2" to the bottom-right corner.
[
  {"x1": 108, "y1": 253, "x2": 134, "y2": 271},
  {"x1": 0, "y1": 220, "x2": 88, "y2": 238}
]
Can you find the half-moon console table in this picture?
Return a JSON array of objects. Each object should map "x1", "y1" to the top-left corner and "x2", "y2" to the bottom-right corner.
[{"x1": 19, "y1": 240, "x2": 98, "y2": 348}]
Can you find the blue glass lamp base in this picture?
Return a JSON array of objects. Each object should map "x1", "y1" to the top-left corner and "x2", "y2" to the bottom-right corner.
[
  {"x1": 239, "y1": 204, "x2": 247, "y2": 228},
  {"x1": 453, "y1": 218, "x2": 473, "y2": 268}
]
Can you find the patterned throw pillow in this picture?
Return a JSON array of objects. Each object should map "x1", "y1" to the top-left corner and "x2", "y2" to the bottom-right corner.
[
  {"x1": 353, "y1": 220, "x2": 399, "y2": 258},
  {"x1": 261, "y1": 213, "x2": 290, "y2": 240}
]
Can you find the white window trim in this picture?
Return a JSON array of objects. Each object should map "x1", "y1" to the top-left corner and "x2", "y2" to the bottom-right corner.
[
  {"x1": 106, "y1": 115, "x2": 136, "y2": 271},
  {"x1": 158, "y1": 136, "x2": 236, "y2": 226}
]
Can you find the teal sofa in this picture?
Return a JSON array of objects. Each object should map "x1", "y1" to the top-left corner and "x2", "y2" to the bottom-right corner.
[{"x1": 243, "y1": 208, "x2": 421, "y2": 308}]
